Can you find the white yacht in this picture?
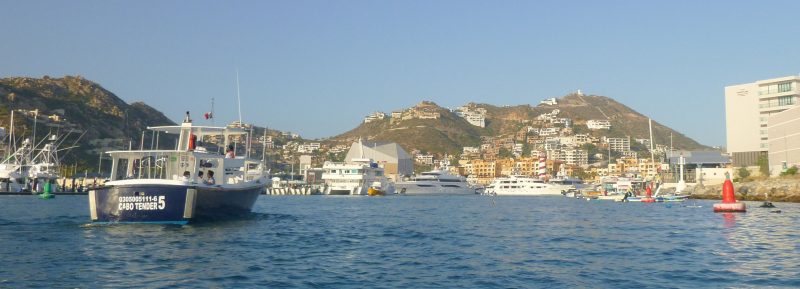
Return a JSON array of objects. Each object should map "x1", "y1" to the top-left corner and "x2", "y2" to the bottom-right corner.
[
  {"x1": 395, "y1": 169, "x2": 476, "y2": 195},
  {"x1": 321, "y1": 158, "x2": 394, "y2": 195},
  {"x1": 485, "y1": 175, "x2": 573, "y2": 196}
]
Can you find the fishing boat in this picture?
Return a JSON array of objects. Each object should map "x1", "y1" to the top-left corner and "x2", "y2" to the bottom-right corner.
[{"x1": 88, "y1": 113, "x2": 268, "y2": 224}]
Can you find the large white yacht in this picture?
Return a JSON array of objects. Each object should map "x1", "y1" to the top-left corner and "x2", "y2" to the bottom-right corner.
[
  {"x1": 321, "y1": 158, "x2": 394, "y2": 195},
  {"x1": 485, "y1": 175, "x2": 573, "y2": 196},
  {"x1": 395, "y1": 169, "x2": 476, "y2": 195}
]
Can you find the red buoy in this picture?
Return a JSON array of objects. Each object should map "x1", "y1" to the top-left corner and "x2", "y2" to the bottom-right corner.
[{"x1": 713, "y1": 178, "x2": 746, "y2": 212}]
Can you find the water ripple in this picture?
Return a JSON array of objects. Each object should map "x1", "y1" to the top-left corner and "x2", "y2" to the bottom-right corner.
[{"x1": 0, "y1": 196, "x2": 799, "y2": 288}]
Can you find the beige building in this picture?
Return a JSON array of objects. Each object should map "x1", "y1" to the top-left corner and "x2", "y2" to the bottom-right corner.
[
  {"x1": 725, "y1": 75, "x2": 800, "y2": 166},
  {"x1": 767, "y1": 105, "x2": 800, "y2": 174},
  {"x1": 344, "y1": 141, "x2": 413, "y2": 181}
]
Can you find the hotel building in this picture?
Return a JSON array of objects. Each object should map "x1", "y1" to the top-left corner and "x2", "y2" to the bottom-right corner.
[{"x1": 725, "y1": 76, "x2": 800, "y2": 166}]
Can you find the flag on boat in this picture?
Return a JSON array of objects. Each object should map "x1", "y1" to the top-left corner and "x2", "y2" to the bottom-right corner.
[{"x1": 204, "y1": 112, "x2": 213, "y2": 119}]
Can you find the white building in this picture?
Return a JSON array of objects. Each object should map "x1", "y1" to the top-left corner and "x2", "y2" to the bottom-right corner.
[
  {"x1": 540, "y1": 98, "x2": 558, "y2": 106},
  {"x1": 364, "y1": 111, "x2": 386, "y2": 123},
  {"x1": 415, "y1": 154, "x2": 434, "y2": 165},
  {"x1": 462, "y1": 146, "x2": 480, "y2": 154},
  {"x1": 767, "y1": 105, "x2": 800, "y2": 174},
  {"x1": 725, "y1": 75, "x2": 800, "y2": 166},
  {"x1": 539, "y1": 127, "x2": 559, "y2": 136},
  {"x1": 454, "y1": 106, "x2": 486, "y2": 128},
  {"x1": 587, "y1": 120, "x2": 611, "y2": 130},
  {"x1": 296, "y1": 142, "x2": 321, "y2": 153},
  {"x1": 562, "y1": 149, "x2": 588, "y2": 166},
  {"x1": 607, "y1": 137, "x2": 630, "y2": 152}
]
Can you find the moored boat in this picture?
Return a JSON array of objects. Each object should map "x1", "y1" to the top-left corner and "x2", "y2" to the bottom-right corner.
[
  {"x1": 485, "y1": 175, "x2": 572, "y2": 196},
  {"x1": 321, "y1": 158, "x2": 394, "y2": 196},
  {"x1": 395, "y1": 169, "x2": 476, "y2": 196}
]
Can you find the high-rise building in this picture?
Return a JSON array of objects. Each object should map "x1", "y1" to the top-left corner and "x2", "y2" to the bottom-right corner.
[{"x1": 725, "y1": 76, "x2": 800, "y2": 166}]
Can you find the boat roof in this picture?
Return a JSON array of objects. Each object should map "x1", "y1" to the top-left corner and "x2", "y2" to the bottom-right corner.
[
  {"x1": 148, "y1": 125, "x2": 247, "y2": 136},
  {"x1": 105, "y1": 150, "x2": 227, "y2": 157}
]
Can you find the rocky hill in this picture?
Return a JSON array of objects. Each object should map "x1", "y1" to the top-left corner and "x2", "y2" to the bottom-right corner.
[
  {"x1": 0, "y1": 76, "x2": 176, "y2": 170},
  {"x1": 329, "y1": 94, "x2": 709, "y2": 157},
  {"x1": 480, "y1": 94, "x2": 707, "y2": 149},
  {"x1": 333, "y1": 101, "x2": 484, "y2": 154}
]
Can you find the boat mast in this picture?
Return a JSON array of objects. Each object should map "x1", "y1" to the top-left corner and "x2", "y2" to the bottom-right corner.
[
  {"x1": 6, "y1": 110, "x2": 13, "y2": 159},
  {"x1": 648, "y1": 118, "x2": 655, "y2": 182}
]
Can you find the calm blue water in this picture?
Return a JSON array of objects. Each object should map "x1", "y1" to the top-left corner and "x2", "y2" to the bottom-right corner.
[{"x1": 1, "y1": 195, "x2": 799, "y2": 288}]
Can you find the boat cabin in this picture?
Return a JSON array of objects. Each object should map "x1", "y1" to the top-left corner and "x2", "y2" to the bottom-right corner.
[{"x1": 106, "y1": 120, "x2": 265, "y2": 185}]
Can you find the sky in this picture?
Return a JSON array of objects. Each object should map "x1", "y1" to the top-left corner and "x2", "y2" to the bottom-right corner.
[{"x1": 3, "y1": 0, "x2": 800, "y2": 147}]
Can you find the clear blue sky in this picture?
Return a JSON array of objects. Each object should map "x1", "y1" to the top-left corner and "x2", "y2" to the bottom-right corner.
[{"x1": 3, "y1": 0, "x2": 800, "y2": 147}]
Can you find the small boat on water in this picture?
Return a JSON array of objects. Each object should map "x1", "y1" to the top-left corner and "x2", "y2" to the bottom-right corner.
[
  {"x1": 367, "y1": 184, "x2": 386, "y2": 196},
  {"x1": 88, "y1": 113, "x2": 268, "y2": 224}
]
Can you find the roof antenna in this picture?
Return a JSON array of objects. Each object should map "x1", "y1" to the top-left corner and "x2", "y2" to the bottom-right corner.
[{"x1": 236, "y1": 69, "x2": 243, "y2": 126}]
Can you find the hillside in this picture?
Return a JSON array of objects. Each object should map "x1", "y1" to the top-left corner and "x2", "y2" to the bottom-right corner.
[
  {"x1": 479, "y1": 94, "x2": 706, "y2": 149},
  {"x1": 0, "y1": 75, "x2": 176, "y2": 170},
  {"x1": 332, "y1": 101, "x2": 486, "y2": 155},
  {"x1": 329, "y1": 95, "x2": 709, "y2": 158}
]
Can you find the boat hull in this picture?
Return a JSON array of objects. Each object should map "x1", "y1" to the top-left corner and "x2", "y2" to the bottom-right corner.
[
  {"x1": 395, "y1": 182, "x2": 476, "y2": 196},
  {"x1": 89, "y1": 184, "x2": 261, "y2": 224}
]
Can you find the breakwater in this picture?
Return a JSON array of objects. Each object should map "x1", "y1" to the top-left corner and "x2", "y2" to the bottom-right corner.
[{"x1": 689, "y1": 177, "x2": 800, "y2": 202}]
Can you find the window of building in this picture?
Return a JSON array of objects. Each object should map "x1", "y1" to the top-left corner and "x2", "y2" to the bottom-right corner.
[
  {"x1": 778, "y1": 82, "x2": 793, "y2": 93},
  {"x1": 778, "y1": 96, "x2": 794, "y2": 106}
]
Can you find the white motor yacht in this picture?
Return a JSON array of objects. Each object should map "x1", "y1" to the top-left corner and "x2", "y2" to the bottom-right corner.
[
  {"x1": 485, "y1": 175, "x2": 573, "y2": 196},
  {"x1": 321, "y1": 158, "x2": 394, "y2": 195},
  {"x1": 395, "y1": 169, "x2": 476, "y2": 196}
]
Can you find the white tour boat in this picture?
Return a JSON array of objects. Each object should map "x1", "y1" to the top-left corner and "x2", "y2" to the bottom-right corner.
[{"x1": 88, "y1": 113, "x2": 269, "y2": 224}]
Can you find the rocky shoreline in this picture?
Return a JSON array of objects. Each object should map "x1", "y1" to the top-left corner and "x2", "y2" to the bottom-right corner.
[{"x1": 687, "y1": 177, "x2": 800, "y2": 203}]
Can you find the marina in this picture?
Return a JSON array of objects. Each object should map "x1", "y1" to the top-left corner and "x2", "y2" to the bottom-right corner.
[{"x1": 3, "y1": 1, "x2": 800, "y2": 288}]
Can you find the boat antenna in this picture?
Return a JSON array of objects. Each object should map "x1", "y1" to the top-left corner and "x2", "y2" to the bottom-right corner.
[{"x1": 236, "y1": 69, "x2": 243, "y2": 125}]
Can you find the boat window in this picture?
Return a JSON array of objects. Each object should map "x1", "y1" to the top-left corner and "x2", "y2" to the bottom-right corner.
[
  {"x1": 376, "y1": 171, "x2": 383, "y2": 176},
  {"x1": 115, "y1": 158, "x2": 129, "y2": 180},
  {"x1": 440, "y1": 179, "x2": 461, "y2": 182},
  {"x1": 417, "y1": 184, "x2": 434, "y2": 187},
  {"x1": 442, "y1": 185, "x2": 461, "y2": 188}
]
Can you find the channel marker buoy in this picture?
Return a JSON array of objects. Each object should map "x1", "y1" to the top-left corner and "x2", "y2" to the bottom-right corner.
[{"x1": 713, "y1": 177, "x2": 745, "y2": 213}]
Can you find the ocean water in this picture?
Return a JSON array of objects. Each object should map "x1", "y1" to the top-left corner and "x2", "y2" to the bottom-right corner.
[{"x1": 0, "y1": 195, "x2": 799, "y2": 288}]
